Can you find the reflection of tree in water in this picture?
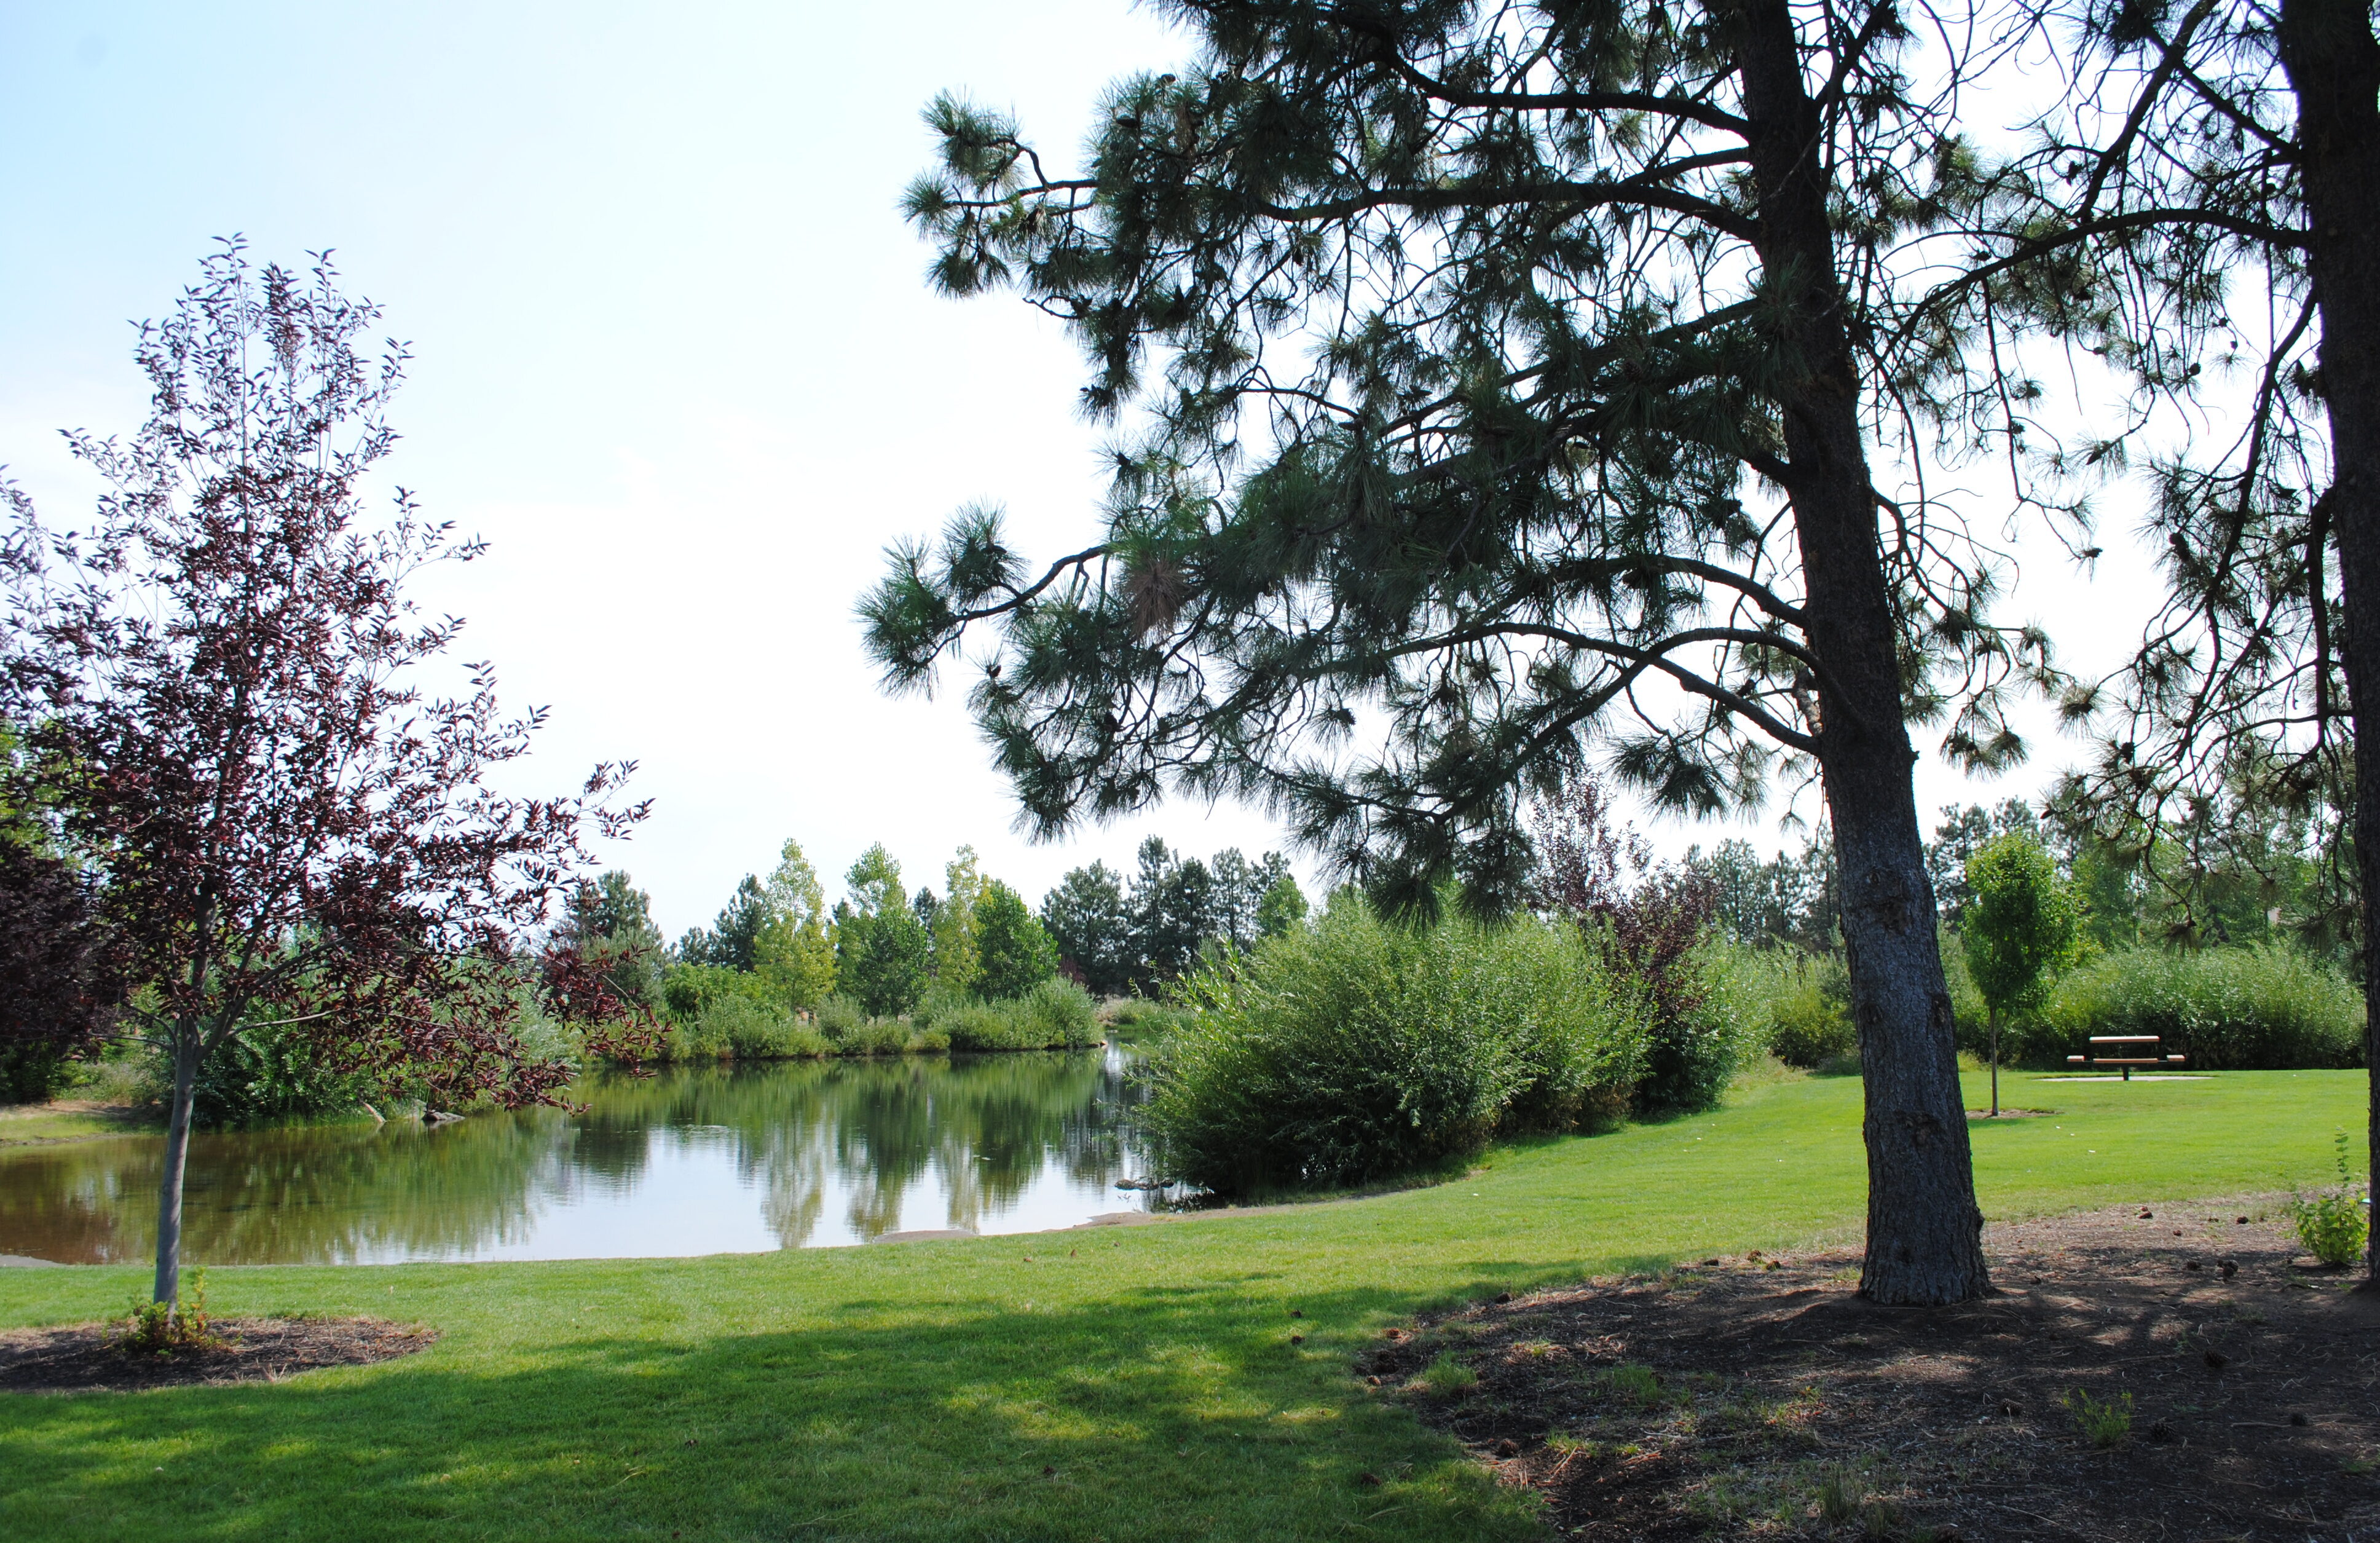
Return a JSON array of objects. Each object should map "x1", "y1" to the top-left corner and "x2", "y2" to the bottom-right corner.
[
  {"x1": 573, "y1": 1052, "x2": 1140, "y2": 1244},
  {"x1": 0, "y1": 1113, "x2": 574, "y2": 1265},
  {"x1": 0, "y1": 1052, "x2": 1147, "y2": 1263}
]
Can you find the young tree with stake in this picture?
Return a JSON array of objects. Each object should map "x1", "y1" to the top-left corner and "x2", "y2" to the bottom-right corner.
[
  {"x1": 0, "y1": 244, "x2": 647, "y2": 1314},
  {"x1": 868, "y1": 0, "x2": 2071, "y2": 1301},
  {"x1": 1961, "y1": 834, "x2": 2079, "y2": 1116}
]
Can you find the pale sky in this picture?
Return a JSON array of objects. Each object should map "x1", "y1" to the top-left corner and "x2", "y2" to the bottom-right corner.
[{"x1": 0, "y1": 1, "x2": 2156, "y2": 936}]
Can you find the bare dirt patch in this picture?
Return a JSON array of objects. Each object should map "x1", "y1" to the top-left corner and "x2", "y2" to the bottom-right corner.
[
  {"x1": 0, "y1": 1316, "x2": 435, "y2": 1394},
  {"x1": 1369, "y1": 1198, "x2": 2379, "y2": 1541}
]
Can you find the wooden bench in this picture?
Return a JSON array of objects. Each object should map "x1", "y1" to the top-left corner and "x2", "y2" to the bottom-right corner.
[{"x1": 2066, "y1": 1035, "x2": 2187, "y2": 1081}]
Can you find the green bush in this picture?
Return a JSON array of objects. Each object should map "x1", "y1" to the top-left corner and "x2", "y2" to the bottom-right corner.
[
  {"x1": 1102, "y1": 996, "x2": 1192, "y2": 1042},
  {"x1": 2289, "y1": 1131, "x2": 2370, "y2": 1268},
  {"x1": 185, "y1": 1020, "x2": 380, "y2": 1128},
  {"x1": 1140, "y1": 900, "x2": 1647, "y2": 1196},
  {"x1": 1703, "y1": 945, "x2": 1854, "y2": 1069},
  {"x1": 1018, "y1": 977, "x2": 1099, "y2": 1046},
  {"x1": 0, "y1": 1040, "x2": 74, "y2": 1105},
  {"x1": 701, "y1": 995, "x2": 829, "y2": 1060},
  {"x1": 2041, "y1": 945, "x2": 2363, "y2": 1070},
  {"x1": 922, "y1": 979, "x2": 1101, "y2": 1051},
  {"x1": 661, "y1": 961, "x2": 774, "y2": 1022}
]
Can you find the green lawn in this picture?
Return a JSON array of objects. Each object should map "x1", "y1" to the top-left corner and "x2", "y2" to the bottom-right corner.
[{"x1": 0, "y1": 1070, "x2": 2363, "y2": 1542}]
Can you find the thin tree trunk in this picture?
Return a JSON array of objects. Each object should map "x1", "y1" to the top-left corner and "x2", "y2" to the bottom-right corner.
[
  {"x1": 1735, "y1": 0, "x2": 1988, "y2": 1304},
  {"x1": 2276, "y1": 0, "x2": 2380, "y2": 1286},
  {"x1": 1990, "y1": 1005, "x2": 2000, "y2": 1118},
  {"x1": 152, "y1": 1028, "x2": 198, "y2": 1309}
]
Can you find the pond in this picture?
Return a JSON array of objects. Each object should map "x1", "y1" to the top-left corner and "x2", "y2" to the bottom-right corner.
[{"x1": 0, "y1": 1049, "x2": 1164, "y2": 1266}]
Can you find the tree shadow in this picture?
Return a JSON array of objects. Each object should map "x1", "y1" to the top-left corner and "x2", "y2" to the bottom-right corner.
[{"x1": 0, "y1": 1276, "x2": 1547, "y2": 1542}]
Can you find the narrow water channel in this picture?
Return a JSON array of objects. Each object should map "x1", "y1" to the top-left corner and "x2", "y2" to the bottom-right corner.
[{"x1": 0, "y1": 1049, "x2": 1160, "y2": 1265}]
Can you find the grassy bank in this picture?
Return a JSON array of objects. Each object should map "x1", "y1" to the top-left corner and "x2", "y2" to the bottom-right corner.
[{"x1": 0, "y1": 1070, "x2": 2363, "y2": 1541}]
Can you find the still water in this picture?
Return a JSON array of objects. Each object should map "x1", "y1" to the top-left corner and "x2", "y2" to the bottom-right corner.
[{"x1": 0, "y1": 1050, "x2": 1160, "y2": 1266}]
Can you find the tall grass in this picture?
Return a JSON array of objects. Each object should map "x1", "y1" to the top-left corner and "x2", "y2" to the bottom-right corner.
[
  {"x1": 1141, "y1": 901, "x2": 1650, "y2": 1196},
  {"x1": 2040, "y1": 944, "x2": 2363, "y2": 1070}
]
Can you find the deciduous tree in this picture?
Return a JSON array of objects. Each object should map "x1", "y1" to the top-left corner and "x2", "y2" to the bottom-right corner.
[
  {"x1": 755, "y1": 838, "x2": 837, "y2": 1009},
  {"x1": 974, "y1": 879, "x2": 1059, "y2": 999},
  {"x1": 0, "y1": 243, "x2": 645, "y2": 1310},
  {"x1": 1961, "y1": 834, "x2": 2079, "y2": 1116}
]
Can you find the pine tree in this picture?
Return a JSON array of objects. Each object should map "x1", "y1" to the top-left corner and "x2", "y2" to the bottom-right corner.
[
  {"x1": 1987, "y1": 0, "x2": 2376, "y2": 1272},
  {"x1": 864, "y1": 0, "x2": 2071, "y2": 1301},
  {"x1": 1041, "y1": 861, "x2": 1134, "y2": 993}
]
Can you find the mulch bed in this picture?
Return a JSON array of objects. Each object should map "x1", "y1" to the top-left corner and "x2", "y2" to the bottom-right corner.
[
  {"x1": 1370, "y1": 1198, "x2": 2379, "y2": 1541},
  {"x1": 0, "y1": 1317, "x2": 436, "y2": 1394}
]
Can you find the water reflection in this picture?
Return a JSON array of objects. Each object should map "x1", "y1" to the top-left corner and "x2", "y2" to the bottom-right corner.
[{"x1": 0, "y1": 1049, "x2": 1153, "y2": 1265}]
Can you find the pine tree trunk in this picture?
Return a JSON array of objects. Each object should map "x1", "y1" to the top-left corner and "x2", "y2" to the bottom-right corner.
[
  {"x1": 2276, "y1": 0, "x2": 2380, "y2": 1287},
  {"x1": 1734, "y1": 0, "x2": 1989, "y2": 1304},
  {"x1": 152, "y1": 1027, "x2": 199, "y2": 1309}
]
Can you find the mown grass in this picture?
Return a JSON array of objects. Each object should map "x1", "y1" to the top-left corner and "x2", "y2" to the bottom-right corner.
[{"x1": 0, "y1": 1069, "x2": 2362, "y2": 1542}]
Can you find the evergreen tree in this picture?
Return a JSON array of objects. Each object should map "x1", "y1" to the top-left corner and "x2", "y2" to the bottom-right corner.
[
  {"x1": 559, "y1": 870, "x2": 666, "y2": 1009},
  {"x1": 973, "y1": 880, "x2": 1059, "y2": 1000},
  {"x1": 1987, "y1": 0, "x2": 2377, "y2": 1273},
  {"x1": 1127, "y1": 838, "x2": 1216, "y2": 984},
  {"x1": 863, "y1": 1, "x2": 2061, "y2": 1300},
  {"x1": 682, "y1": 875, "x2": 770, "y2": 973},
  {"x1": 1040, "y1": 860, "x2": 1133, "y2": 993}
]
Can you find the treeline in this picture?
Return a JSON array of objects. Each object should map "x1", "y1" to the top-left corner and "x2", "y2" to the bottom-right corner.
[{"x1": 555, "y1": 835, "x2": 1309, "y2": 1063}]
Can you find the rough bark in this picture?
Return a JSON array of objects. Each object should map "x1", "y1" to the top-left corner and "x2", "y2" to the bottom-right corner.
[
  {"x1": 1734, "y1": 0, "x2": 1989, "y2": 1303},
  {"x1": 2275, "y1": 0, "x2": 2380, "y2": 1285},
  {"x1": 152, "y1": 1028, "x2": 198, "y2": 1309}
]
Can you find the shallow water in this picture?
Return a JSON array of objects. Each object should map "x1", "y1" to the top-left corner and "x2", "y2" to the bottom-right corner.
[{"x1": 0, "y1": 1049, "x2": 1160, "y2": 1265}]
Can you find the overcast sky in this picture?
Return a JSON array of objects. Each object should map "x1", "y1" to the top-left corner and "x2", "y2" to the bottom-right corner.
[{"x1": 0, "y1": 1, "x2": 2154, "y2": 936}]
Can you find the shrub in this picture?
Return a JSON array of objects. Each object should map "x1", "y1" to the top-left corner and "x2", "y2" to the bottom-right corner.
[
  {"x1": 1713, "y1": 946, "x2": 1855, "y2": 1069},
  {"x1": 922, "y1": 979, "x2": 1101, "y2": 1051},
  {"x1": 697, "y1": 995, "x2": 829, "y2": 1060},
  {"x1": 2041, "y1": 945, "x2": 2363, "y2": 1070},
  {"x1": 814, "y1": 995, "x2": 870, "y2": 1041},
  {"x1": 2289, "y1": 1131, "x2": 2370, "y2": 1268},
  {"x1": 0, "y1": 1040, "x2": 73, "y2": 1105},
  {"x1": 185, "y1": 1019, "x2": 379, "y2": 1128},
  {"x1": 660, "y1": 961, "x2": 772, "y2": 1022},
  {"x1": 1017, "y1": 977, "x2": 1098, "y2": 1046},
  {"x1": 1141, "y1": 901, "x2": 1647, "y2": 1196},
  {"x1": 116, "y1": 1269, "x2": 221, "y2": 1355},
  {"x1": 1103, "y1": 996, "x2": 1191, "y2": 1041}
]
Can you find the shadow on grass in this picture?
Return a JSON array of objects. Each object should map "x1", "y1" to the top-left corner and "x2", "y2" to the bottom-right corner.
[{"x1": 0, "y1": 1276, "x2": 1548, "y2": 1543}]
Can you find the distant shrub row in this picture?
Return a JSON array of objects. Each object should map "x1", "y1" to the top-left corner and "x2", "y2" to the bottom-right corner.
[
  {"x1": 649, "y1": 976, "x2": 1102, "y2": 1064},
  {"x1": 2037, "y1": 946, "x2": 2363, "y2": 1070},
  {"x1": 1135, "y1": 897, "x2": 1766, "y2": 1198},
  {"x1": 1725, "y1": 939, "x2": 2363, "y2": 1074}
]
